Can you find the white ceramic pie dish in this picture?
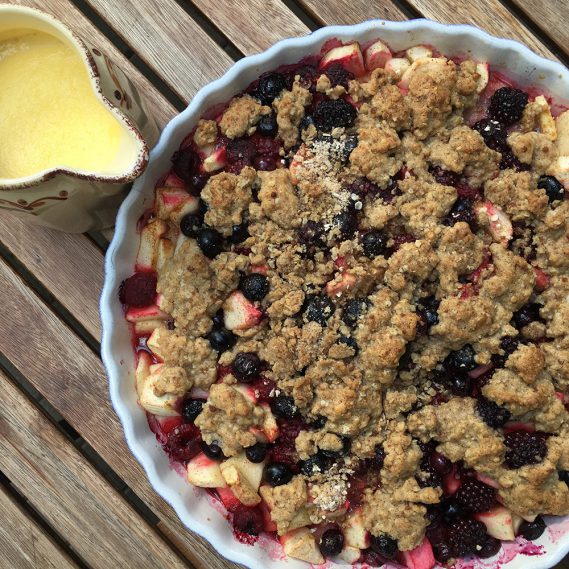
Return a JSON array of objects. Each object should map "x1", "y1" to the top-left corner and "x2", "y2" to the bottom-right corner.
[{"x1": 100, "y1": 19, "x2": 569, "y2": 569}]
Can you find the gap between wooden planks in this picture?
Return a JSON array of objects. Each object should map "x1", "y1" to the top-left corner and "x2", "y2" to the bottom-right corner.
[
  {"x1": 0, "y1": 255, "x2": 239, "y2": 569},
  {"x1": 1, "y1": 369, "x2": 189, "y2": 569}
]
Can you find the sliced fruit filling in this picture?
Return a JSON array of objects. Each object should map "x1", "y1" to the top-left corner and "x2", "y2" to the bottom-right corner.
[{"x1": 120, "y1": 37, "x2": 569, "y2": 568}]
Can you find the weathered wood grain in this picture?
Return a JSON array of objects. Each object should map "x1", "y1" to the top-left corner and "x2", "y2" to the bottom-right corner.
[
  {"x1": 191, "y1": 0, "x2": 310, "y2": 54},
  {"x1": 1, "y1": 371, "x2": 188, "y2": 569},
  {"x1": 299, "y1": 0, "x2": 405, "y2": 26},
  {"x1": 1, "y1": 486, "x2": 79, "y2": 569},
  {"x1": 9, "y1": 0, "x2": 177, "y2": 128},
  {"x1": 509, "y1": 0, "x2": 569, "y2": 60},
  {"x1": 0, "y1": 259, "x2": 239, "y2": 569},
  {"x1": 80, "y1": 0, "x2": 234, "y2": 102}
]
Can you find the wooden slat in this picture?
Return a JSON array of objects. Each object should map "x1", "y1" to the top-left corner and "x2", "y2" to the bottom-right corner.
[
  {"x1": 0, "y1": 216, "x2": 103, "y2": 341},
  {"x1": 1, "y1": 486, "x2": 78, "y2": 569},
  {"x1": 1, "y1": 371, "x2": 188, "y2": 569},
  {"x1": 299, "y1": 0, "x2": 405, "y2": 26},
  {"x1": 0, "y1": 259, "x2": 238, "y2": 569},
  {"x1": 79, "y1": 0, "x2": 233, "y2": 103},
  {"x1": 10, "y1": 0, "x2": 177, "y2": 129},
  {"x1": 508, "y1": 0, "x2": 569, "y2": 60},
  {"x1": 192, "y1": 0, "x2": 310, "y2": 54},
  {"x1": 299, "y1": 0, "x2": 556, "y2": 61}
]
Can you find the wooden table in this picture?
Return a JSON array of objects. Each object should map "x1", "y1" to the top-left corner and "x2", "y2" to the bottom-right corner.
[{"x1": 1, "y1": 0, "x2": 568, "y2": 568}]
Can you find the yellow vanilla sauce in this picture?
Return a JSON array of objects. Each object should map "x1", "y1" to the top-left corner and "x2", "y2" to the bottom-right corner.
[{"x1": 0, "y1": 31, "x2": 124, "y2": 179}]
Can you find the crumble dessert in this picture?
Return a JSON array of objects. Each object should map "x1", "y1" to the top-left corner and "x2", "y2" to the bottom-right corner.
[{"x1": 119, "y1": 38, "x2": 569, "y2": 568}]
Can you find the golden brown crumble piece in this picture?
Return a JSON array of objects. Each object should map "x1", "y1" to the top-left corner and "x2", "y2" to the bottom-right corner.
[
  {"x1": 273, "y1": 77, "x2": 312, "y2": 149},
  {"x1": 193, "y1": 119, "x2": 218, "y2": 147},
  {"x1": 508, "y1": 131, "x2": 558, "y2": 175},
  {"x1": 219, "y1": 95, "x2": 271, "y2": 139}
]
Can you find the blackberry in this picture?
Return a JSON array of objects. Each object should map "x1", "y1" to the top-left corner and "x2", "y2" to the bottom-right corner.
[
  {"x1": 324, "y1": 62, "x2": 354, "y2": 88},
  {"x1": 448, "y1": 519, "x2": 487, "y2": 556},
  {"x1": 518, "y1": 516, "x2": 546, "y2": 541},
  {"x1": 512, "y1": 302, "x2": 542, "y2": 329},
  {"x1": 232, "y1": 352, "x2": 262, "y2": 383},
  {"x1": 257, "y1": 113, "x2": 278, "y2": 137},
  {"x1": 318, "y1": 528, "x2": 344, "y2": 557},
  {"x1": 304, "y1": 294, "x2": 335, "y2": 326},
  {"x1": 445, "y1": 345, "x2": 477, "y2": 372},
  {"x1": 499, "y1": 150, "x2": 530, "y2": 172},
  {"x1": 181, "y1": 399, "x2": 205, "y2": 423},
  {"x1": 240, "y1": 273, "x2": 269, "y2": 301},
  {"x1": 348, "y1": 177, "x2": 380, "y2": 198},
  {"x1": 265, "y1": 462, "x2": 293, "y2": 486},
  {"x1": 245, "y1": 442, "x2": 268, "y2": 463},
  {"x1": 270, "y1": 395, "x2": 299, "y2": 420},
  {"x1": 477, "y1": 396, "x2": 511, "y2": 428},
  {"x1": 313, "y1": 99, "x2": 357, "y2": 132},
  {"x1": 226, "y1": 138, "x2": 256, "y2": 165},
  {"x1": 233, "y1": 505, "x2": 263, "y2": 535},
  {"x1": 444, "y1": 197, "x2": 476, "y2": 228},
  {"x1": 207, "y1": 327, "x2": 236, "y2": 352},
  {"x1": 337, "y1": 334, "x2": 358, "y2": 354},
  {"x1": 488, "y1": 87, "x2": 529, "y2": 125},
  {"x1": 342, "y1": 297, "x2": 369, "y2": 328},
  {"x1": 417, "y1": 465, "x2": 443, "y2": 488},
  {"x1": 299, "y1": 452, "x2": 330, "y2": 476},
  {"x1": 298, "y1": 220, "x2": 326, "y2": 256},
  {"x1": 455, "y1": 478, "x2": 496, "y2": 513},
  {"x1": 257, "y1": 72, "x2": 287, "y2": 104},
  {"x1": 472, "y1": 118, "x2": 508, "y2": 151},
  {"x1": 119, "y1": 272, "x2": 157, "y2": 308},
  {"x1": 370, "y1": 534, "x2": 398, "y2": 559},
  {"x1": 172, "y1": 147, "x2": 199, "y2": 182},
  {"x1": 492, "y1": 335, "x2": 520, "y2": 367},
  {"x1": 197, "y1": 228, "x2": 224, "y2": 258},
  {"x1": 332, "y1": 207, "x2": 358, "y2": 240},
  {"x1": 538, "y1": 175, "x2": 565, "y2": 203},
  {"x1": 361, "y1": 230, "x2": 388, "y2": 258},
  {"x1": 560, "y1": 470, "x2": 569, "y2": 487},
  {"x1": 505, "y1": 431, "x2": 548, "y2": 469},
  {"x1": 180, "y1": 213, "x2": 202, "y2": 238}
]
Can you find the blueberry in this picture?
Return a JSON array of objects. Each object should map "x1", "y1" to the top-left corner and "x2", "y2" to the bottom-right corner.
[
  {"x1": 477, "y1": 396, "x2": 511, "y2": 428},
  {"x1": 445, "y1": 345, "x2": 477, "y2": 372},
  {"x1": 188, "y1": 173, "x2": 209, "y2": 195},
  {"x1": 512, "y1": 303, "x2": 542, "y2": 329},
  {"x1": 370, "y1": 534, "x2": 398, "y2": 559},
  {"x1": 246, "y1": 442, "x2": 268, "y2": 463},
  {"x1": 332, "y1": 207, "x2": 358, "y2": 240},
  {"x1": 371, "y1": 445, "x2": 386, "y2": 469},
  {"x1": 450, "y1": 373, "x2": 472, "y2": 396},
  {"x1": 313, "y1": 99, "x2": 357, "y2": 132},
  {"x1": 478, "y1": 536, "x2": 502, "y2": 558},
  {"x1": 232, "y1": 352, "x2": 262, "y2": 382},
  {"x1": 430, "y1": 452, "x2": 452, "y2": 475},
  {"x1": 299, "y1": 115, "x2": 314, "y2": 132},
  {"x1": 257, "y1": 73, "x2": 287, "y2": 104},
  {"x1": 341, "y1": 134, "x2": 358, "y2": 162},
  {"x1": 181, "y1": 399, "x2": 204, "y2": 423},
  {"x1": 229, "y1": 223, "x2": 249, "y2": 244},
  {"x1": 265, "y1": 462, "x2": 293, "y2": 486},
  {"x1": 201, "y1": 441, "x2": 225, "y2": 461},
  {"x1": 304, "y1": 294, "x2": 335, "y2": 326},
  {"x1": 197, "y1": 228, "x2": 224, "y2": 258},
  {"x1": 488, "y1": 87, "x2": 529, "y2": 126},
  {"x1": 518, "y1": 516, "x2": 546, "y2": 541},
  {"x1": 559, "y1": 470, "x2": 569, "y2": 487},
  {"x1": 180, "y1": 213, "x2": 202, "y2": 238},
  {"x1": 257, "y1": 113, "x2": 278, "y2": 136},
  {"x1": 172, "y1": 147, "x2": 199, "y2": 182},
  {"x1": 444, "y1": 197, "x2": 476, "y2": 228},
  {"x1": 538, "y1": 175, "x2": 564, "y2": 203},
  {"x1": 309, "y1": 415, "x2": 327, "y2": 429},
  {"x1": 472, "y1": 119, "x2": 508, "y2": 151},
  {"x1": 361, "y1": 230, "x2": 388, "y2": 258},
  {"x1": 270, "y1": 395, "x2": 298, "y2": 419},
  {"x1": 440, "y1": 499, "x2": 463, "y2": 522},
  {"x1": 240, "y1": 273, "x2": 269, "y2": 301},
  {"x1": 299, "y1": 452, "x2": 330, "y2": 476},
  {"x1": 298, "y1": 220, "x2": 326, "y2": 257},
  {"x1": 207, "y1": 327, "x2": 236, "y2": 352},
  {"x1": 337, "y1": 334, "x2": 359, "y2": 354},
  {"x1": 318, "y1": 528, "x2": 344, "y2": 557},
  {"x1": 212, "y1": 309, "x2": 224, "y2": 327},
  {"x1": 342, "y1": 297, "x2": 369, "y2": 328},
  {"x1": 418, "y1": 296, "x2": 440, "y2": 328}
]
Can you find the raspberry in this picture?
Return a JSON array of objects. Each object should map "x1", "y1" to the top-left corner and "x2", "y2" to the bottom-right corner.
[
  {"x1": 455, "y1": 478, "x2": 496, "y2": 512},
  {"x1": 488, "y1": 87, "x2": 529, "y2": 125},
  {"x1": 119, "y1": 272, "x2": 157, "y2": 307},
  {"x1": 232, "y1": 505, "x2": 263, "y2": 535},
  {"x1": 448, "y1": 518, "x2": 488, "y2": 556},
  {"x1": 391, "y1": 233, "x2": 416, "y2": 251},
  {"x1": 165, "y1": 424, "x2": 202, "y2": 462},
  {"x1": 504, "y1": 431, "x2": 548, "y2": 469},
  {"x1": 477, "y1": 396, "x2": 512, "y2": 428},
  {"x1": 472, "y1": 119, "x2": 508, "y2": 151},
  {"x1": 324, "y1": 62, "x2": 354, "y2": 88},
  {"x1": 313, "y1": 99, "x2": 357, "y2": 132},
  {"x1": 226, "y1": 138, "x2": 256, "y2": 164}
]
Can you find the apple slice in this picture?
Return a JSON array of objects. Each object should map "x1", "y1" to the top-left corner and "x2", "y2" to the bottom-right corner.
[
  {"x1": 405, "y1": 45, "x2": 433, "y2": 62},
  {"x1": 364, "y1": 39, "x2": 392, "y2": 71},
  {"x1": 342, "y1": 508, "x2": 370, "y2": 549},
  {"x1": 138, "y1": 363, "x2": 180, "y2": 416},
  {"x1": 156, "y1": 238, "x2": 174, "y2": 271},
  {"x1": 217, "y1": 486, "x2": 241, "y2": 512},
  {"x1": 260, "y1": 402, "x2": 279, "y2": 442},
  {"x1": 399, "y1": 57, "x2": 447, "y2": 89},
  {"x1": 534, "y1": 95, "x2": 557, "y2": 141},
  {"x1": 203, "y1": 145, "x2": 227, "y2": 173},
  {"x1": 146, "y1": 327, "x2": 168, "y2": 360},
  {"x1": 220, "y1": 452, "x2": 265, "y2": 506},
  {"x1": 533, "y1": 267, "x2": 551, "y2": 292},
  {"x1": 338, "y1": 545, "x2": 361, "y2": 563},
  {"x1": 126, "y1": 304, "x2": 170, "y2": 324},
  {"x1": 136, "y1": 352, "x2": 152, "y2": 397},
  {"x1": 133, "y1": 319, "x2": 166, "y2": 336},
  {"x1": 187, "y1": 453, "x2": 227, "y2": 488},
  {"x1": 475, "y1": 201, "x2": 512, "y2": 246},
  {"x1": 319, "y1": 42, "x2": 366, "y2": 77},
  {"x1": 259, "y1": 499, "x2": 277, "y2": 532},
  {"x1": 476, "y1": 62, "x2": 489, "y2": 93},
  {"x1": 280, "y1": 528, "x2": 325, "y2": 564},
  {"x1": 475, "y1": 505, "x2": 515, "y2": 541},
  {"x1": 325, "y1": 271, "x2": 357, "y2": 297},
  {"x1": 223, "y1": 291, "x2": 263, "y2": 331},
  {"x1": 385, "y1": 57, "x2": 411, "y2": 79},
  {"x1": 155, "y1": 187, "x2": 199, "y2": 221},
  {"x1": 475, "y1": 472, "x2": 500, "y2": 489},
  {"x1": 136, "y1": 219, "x2": 168, "y2": 271},
  {"x1": 443, "y1": 465, "x2": 461, "y2": 496},
  {"x1": 400, "y1": 537, "x2": 436, "y2": 569}
]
